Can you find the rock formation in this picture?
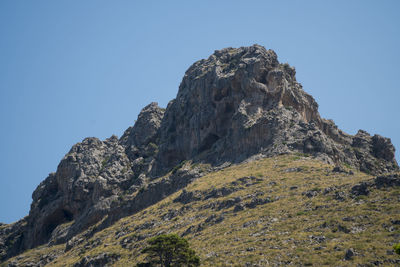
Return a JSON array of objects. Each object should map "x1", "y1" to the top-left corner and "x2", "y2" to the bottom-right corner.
[
  {"x1": 0, "y1": 44, "x2": 398, "y2": 262},
  {"x1": 154, "y1": 45, "x2": 397, "y2": 174}
]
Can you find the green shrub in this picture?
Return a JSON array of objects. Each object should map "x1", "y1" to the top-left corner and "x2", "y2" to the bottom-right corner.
[
  {"x1": 137, "y1": 234, "x2": 200, "y2": 267},
  {"x1": 394, "y1": 243, "x2": 400, "y2": 255}
]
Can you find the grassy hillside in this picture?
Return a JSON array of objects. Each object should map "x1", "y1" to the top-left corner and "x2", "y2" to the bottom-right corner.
[{"x1": 3, "y1": 154, "x2": 400, "y2": 266}]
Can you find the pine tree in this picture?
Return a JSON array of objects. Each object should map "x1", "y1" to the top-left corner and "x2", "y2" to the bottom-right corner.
[{"x1": 137, "y1": 234, "x2": 200, "y2": 267}]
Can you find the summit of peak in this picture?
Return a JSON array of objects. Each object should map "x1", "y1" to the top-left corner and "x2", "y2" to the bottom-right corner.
[{"x1": 154, "y1": 45, "x2": 397, "y2": 174}]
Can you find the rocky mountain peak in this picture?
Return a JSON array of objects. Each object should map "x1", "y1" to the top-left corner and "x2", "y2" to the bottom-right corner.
[
  {"x1": 155, "y1": 44, "x2": 397, "y2": 174},
  {"x1": 177, "y1": 44, "x2": 319, "y2": 123},
  {"x1": 0, "y1": 45, "x2": 398, "y2": 263}
]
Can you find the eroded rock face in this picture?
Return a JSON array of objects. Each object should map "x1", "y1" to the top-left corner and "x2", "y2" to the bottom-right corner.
[
  {"x1": 120, "y1": 102, "x2": 164, "y2": 155},
  {"x1": 156, "y1": 45, "x2": 319, "y2": 171},
  {"x1": 0, "y1": 218, "x2": 27, "y2": 261},
  {"x1": 0, "y1": 102, "x2": 193, "y2": 261},
  {"x1": 120, "y1": 102, "x2": 165, "y2": 177},
  {"x1": 25, "y1": 135, "x2": 134, "y2": 249},
  {"x1": 155, "y1": 45, "x2": 398, "y2": 174},
  {"x1": 1, "y1": 44, "x2": 398, "y2": 263}
]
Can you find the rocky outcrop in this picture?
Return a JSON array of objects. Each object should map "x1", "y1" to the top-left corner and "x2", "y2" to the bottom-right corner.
[
  {"x1": 23, "y1": 136, "x2": 133, "y2": 248},
  {"x1": 350, "y1": 174, "x2": 400, "y2": 197},
  {"x1": 73, "y1": 252, "x2": 120, "y2": 267},
  {"x1": 1, "y1": 44, "x2": 398, "y2": 263},
  {"x1": 120, "y1": 102, "x2": 164, "y2": 165},
  {"x1": 154, "y1": 45, "x2": 398, "y2": 174},
  {"x1": 0, "y1": 218, "x2": 27, "y2": 261}
]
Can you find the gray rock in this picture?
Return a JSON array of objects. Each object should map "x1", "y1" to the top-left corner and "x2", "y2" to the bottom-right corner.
[
  {"x1": 334, "y1": 191, "x2": 347, "y2": 201},
  {"x1": 204, "y1": 187, "x2": 234, "y2": 199},
  {"x1": 309, "y1": 235, "x2": 326, "y2": 243},
  {"x1": 217, "y1": 197, "x2": 242, "y2": 210},
  {"x1": 65, "y1": 236, "x2": 84, "y2": 252},
  {"x1": 0, "y1": 218, "x2": 27, "y2": 262},
  {"x1": 351, "y1": 182, "x2": 370, "y2": 196},
  {"x1": 375, "y1": 174, "x2": 400, "y2": 188},
  {"x1": 391, "y1": 219, "x2": 400, "y2": 225},
  {"x1": 205, "y1": 214, "x2": 225, "y2": 225},
  {"x1": 323, "y1": 186, "x2": 335, "y2": 195},
  {"x1": 334, "y1": 245, "x2": 342, "y2": 251},
  {"x1": 120, "y1": 102, "x2": 164, "y2": 150},
  {"x1": 73, "y1": 252, "x2": 120, "y2": 267},
  {"x1": 173, "y1": 185, "x2": 236, "y2": 205},
  {"x1": 231, "y1": 176, "x2": 263, "y2": 187},
  {"x1": 337, "y1": 224, "x2": 351, "y2": 234},
  {"x1": 332, "y1": 166, "x2": 346, "y2": 173},
  {"x1": 233, "y1": 204, "x2": 245, "y2": 212},
  {"x1": 344, "y1": 248, "x2": 355, "y2": 260},
  {"x1": 173, "y1": 189, "x2": 203, "y2": 204},
  {"x1": 284, "y1": 167, "x2": 303, "y2": 173},
  {"x1": 302, "y1": 189, "x2": 320, "y2": 198},
  {"x1": 245, "y1": 197, "x2": 272, "y2": 209},
  {"x1": 182, "y1": 223, "x2": 204, "y2": 237}
]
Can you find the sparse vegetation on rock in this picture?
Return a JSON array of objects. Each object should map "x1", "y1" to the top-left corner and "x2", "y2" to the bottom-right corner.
[{"x1": 2, "y1": 155, "x2": 400, "y2": 266}]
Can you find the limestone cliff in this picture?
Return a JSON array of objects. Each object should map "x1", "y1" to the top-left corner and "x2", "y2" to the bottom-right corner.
[
  {"x1": 0, "y1": 44, "x2": 398, "y2": 262},
  {"x1": 155, "y1": 45, "x2": 397, "y2": 174}
]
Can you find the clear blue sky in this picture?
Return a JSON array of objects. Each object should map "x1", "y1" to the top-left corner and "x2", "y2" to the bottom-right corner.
[{"x1": 1, "y1": 1, "x2": 399, "y2": 223}]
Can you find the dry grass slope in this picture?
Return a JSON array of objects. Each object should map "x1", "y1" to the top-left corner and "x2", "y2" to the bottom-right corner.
[{"x1": 3, "y1": 154, "x2": 400, "y2": 266}]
